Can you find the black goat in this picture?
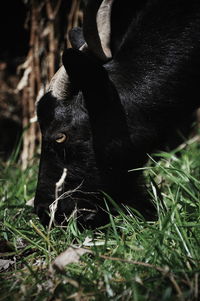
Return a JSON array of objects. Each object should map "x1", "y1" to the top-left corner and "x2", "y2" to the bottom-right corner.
[{"x1": 34, "y1": 0, "x2": 200, "y2": 228}]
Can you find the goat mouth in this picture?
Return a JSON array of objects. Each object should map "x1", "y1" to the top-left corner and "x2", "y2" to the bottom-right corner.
[
  {"x1": 52, "y1": 197, "x2": 101, "y2": 226},
  {"x1": 34, "y1": 195, "x2": 105, "y2": 228}
]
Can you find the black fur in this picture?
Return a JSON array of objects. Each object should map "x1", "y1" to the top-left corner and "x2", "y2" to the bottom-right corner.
[{"x1": 34, "y1": 0, "x2": 200, "y2": 228}]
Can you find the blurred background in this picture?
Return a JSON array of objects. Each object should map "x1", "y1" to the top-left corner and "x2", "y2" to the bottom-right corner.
[{"x1": 0, "y1": 0, "x2": 83, "y2": 169}]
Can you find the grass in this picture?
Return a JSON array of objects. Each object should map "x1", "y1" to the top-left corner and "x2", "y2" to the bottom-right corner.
[{"x1": 0, "y1": 134, "x2": 200, "y2": 301}]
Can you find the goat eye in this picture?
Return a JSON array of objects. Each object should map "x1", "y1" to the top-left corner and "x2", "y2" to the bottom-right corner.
[{"x1": 55, "y1": 133, "x2": 67, "y2": 143}]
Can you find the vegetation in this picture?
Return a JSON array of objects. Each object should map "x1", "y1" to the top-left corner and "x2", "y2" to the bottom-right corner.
[{"x1": 0, "y1": 132, "x2": 200, "y2": 301}]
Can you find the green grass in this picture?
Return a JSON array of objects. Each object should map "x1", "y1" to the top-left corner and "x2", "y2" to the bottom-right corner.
[{"x1": 0, "y1": 135, "x2": 200, "y2": 301}]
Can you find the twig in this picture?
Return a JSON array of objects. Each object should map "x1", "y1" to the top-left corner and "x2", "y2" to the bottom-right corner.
[
  {"x1": 96, "y1": 254, "x2": 184, "y2": 298},
  {"x1": 176, "y1": 135, "x2": 200, "y2": 152},
  {"x1": 48, "y1": 168, "x2": 68, "y2": 230}
]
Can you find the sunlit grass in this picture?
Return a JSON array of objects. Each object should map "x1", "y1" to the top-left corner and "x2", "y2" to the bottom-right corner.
[{"x1": 0, "y1": 134, "x2": 200, "y2": 300}]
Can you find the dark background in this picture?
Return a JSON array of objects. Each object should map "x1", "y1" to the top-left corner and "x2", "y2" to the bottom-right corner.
[
  {"x1": 0, "y1": 0, "x2": 28, "y2": 160},
  {"x1": 0, "y1": 0, "x2": 29, "y2": 62},
  {"x1": 0, "y1": 0, "x2": 81, "y2": 162}
]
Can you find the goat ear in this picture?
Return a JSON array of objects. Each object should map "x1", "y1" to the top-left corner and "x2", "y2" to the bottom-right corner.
[
  {"x1": 62, "y1": 48, "x2": 111, "y2": 114},
  {"x1": 68, "y1": 27, "x2": 85, "y2": 50},
  {"x1": 62, "y1": 48, "x2": 108, "y2": 89}
]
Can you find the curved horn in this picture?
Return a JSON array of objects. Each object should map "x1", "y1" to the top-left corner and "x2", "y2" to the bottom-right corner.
[
  {"x1": 39, "y1": 0, "x2": 114, "y2": 102},
  {"x1": 48, "y1": 66, "x2": 71, "y2": 100},
  {"x1": 96, "y1": 0, "x2": 114, "y2": 59},
  {"x1": 83, "y1": 0, "x2": 114, "y2": 61}
]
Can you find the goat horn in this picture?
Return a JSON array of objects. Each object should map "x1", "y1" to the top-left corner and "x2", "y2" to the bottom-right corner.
[
  {"x1": 44, "y1": 0, "x2": 114, "y2": 101},
  {"x1": 83, "y1": 0, "x2": 114, "y2": 61},
  {"x1": 48, "y1": 66, "x2": 71, "y2": 100},
  {"x1": 97, "y1": 0, "x2": 114, "y2": 59}
]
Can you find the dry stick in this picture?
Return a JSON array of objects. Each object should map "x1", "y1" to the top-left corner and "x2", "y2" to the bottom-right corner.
[
  {"x1": 194, "y1": 273, "x2": 199, "y2": 300},
  {"x1": 34, "y1": 7, "x2": 42, "y2": 92},
  {"x1": 29, "y1": 62, "x2": 36, "y2": 162},
  {"x1": 21, "y1": 88, "x2": 29, "y2": 170},
  {"x1": 46, "y1": 0, "x2": 62, "y2": 20},
  {"x1": 46, "y1": 0, "x2": 56, "y2": 78},
  {"x1": 21, "y1": 69, "x2": 30, "y2": 168},
  {"x1": 21, "y1": 1, "x2": 37, "y2": 169},
  {"x1": 54, "y1": 0, "x2": 62, "y2": 19},
  {"x1": 97, "y1": 254, "x2": 166, "y2": 273},
  {"x1": 97, "y1": 254, "x2": 183, "y2": 298},
  {"x1": 176, "y1": 135, "x2": 200, "y2": 152},
  {"x1": 31, "y1": 12, "x2": 41, "y2": 150},
  {"x1": 68, "y1": 0, "x2": 78, "y2": 30},
  {"x1": 46, "y1": 0, "x2": 62, "y2": 79},
  {"x1": 72, "y1": 0, "x2": 81, "y2": 28},
  {"x1": 21, "y1": 1, "x2": 44, "y2": 168},
  {"x1": 29, "y1": 2, "x2": 38, "y2": 166},
  {"x1": 67, "y1": 0, "x2": 80, "y2": 47},
  {"x1": 168, "y1": 274, "x2": 184, "y2": 299}
]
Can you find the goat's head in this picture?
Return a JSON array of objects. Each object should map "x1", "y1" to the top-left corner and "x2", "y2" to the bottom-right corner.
[{"x1": 34, "y1": 0, "x2": 117, "y2": 228}]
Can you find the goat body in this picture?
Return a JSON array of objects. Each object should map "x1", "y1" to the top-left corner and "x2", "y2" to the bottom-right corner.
[{"x1": 34, "y1": 0, "x2": 200, "y2": 228}]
